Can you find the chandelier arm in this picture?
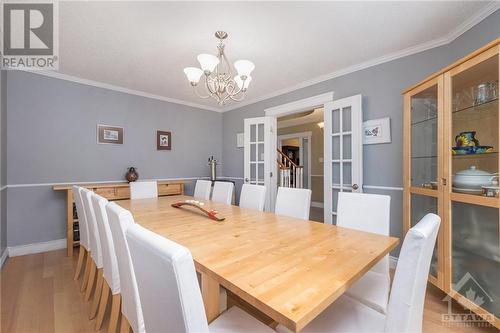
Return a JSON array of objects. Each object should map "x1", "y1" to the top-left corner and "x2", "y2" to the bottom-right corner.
[
  {"x1": 229, "y1": 91, "x2": 246, "y2": 102},
  {"x1": 192, "y1": 85, "x2": 211, "y2": 99},
  {"x1": 226, "y1": 81, "x2": 243, "y2": 97}
]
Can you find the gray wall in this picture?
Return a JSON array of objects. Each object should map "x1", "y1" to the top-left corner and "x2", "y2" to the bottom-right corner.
[
  {"x1": 221, "y1": 10, "x2": 500, "y2": 255},
  {"x1": 6, "y1": 71, "x2": 222, "y2": 246},
  {"x1": 1, "y1": 71, "x2": 6, "y2": 255}
]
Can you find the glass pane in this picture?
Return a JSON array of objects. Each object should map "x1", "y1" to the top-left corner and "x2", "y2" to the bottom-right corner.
[
  {"x1": 411, "y1": 84, "x2": 438, "y2": 188},
  {"x1": 332, "y1": 189, "x2": 339, "y2": 213},
  {"x1": 343, "y1": 163, "x2": 351, "y2": 186},
  {"x1": 342, "y1": 106, "x2": 351, "y2": 132},
  {"x1": 258, "y1": 143, "x2": 264, "y2": 161},
  {"x1": 452, "y1": 202, "x2": 499, "y2": 318},
  {"x1": 250, "y1": 124, "x2": 256, "y2": 142},
  {"x1": 332, "y1": 136, "x2": 340, "y2": 160},
  {"x1": 332, "y1": 215, "x2": 337, "y2": 225},
  {"x1": 451, "y1": 55, "x2": 498, "y2": 195},
  {"x1": 250, "y1": 144, "x2": 256, "y2": 162},
  {"x1": 343, "y1": 134, "x2": 352, "y2": 159},
  {"x1": 250, "y1": 164, "x2": 256, "y2": 182},
  {"x1": 411, "y1": 194, "x2": 439, "y2": 278},
  {"x1": 332, "y1": 109, "x2": 340, "y2": 134},
  {"x1": 258, "y1": 123, "x2": 264, "y2": 142},
  {"x1": 332, "y1": 162, "x2": 340, "y2": 185},
  {"x1": 258, "y1": 163, "x2": 264, "y2": 182}
]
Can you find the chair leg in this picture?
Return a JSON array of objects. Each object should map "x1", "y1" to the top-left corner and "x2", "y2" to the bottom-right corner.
[
  {"x1": 81, "y1": 254, "x2": 92, "y2": 292},
  {"x1": 95, "y1": 280, "x2": 110, "y2": 331},
  {"x1": 107, "y1": 293, "x2": 121, "y2": 333},
  {"x1": 84, "y1": 261, "x2": 97, "y2": 301},
  {"x1": 120, "y1": 314, "x2": 131, "y2": 333},
  {"x1": 74, "y1": 246, "x2": 86, "y2": 280},
  {"x1": 90, "y1": 268, "x2": 104, "y2": 319}
]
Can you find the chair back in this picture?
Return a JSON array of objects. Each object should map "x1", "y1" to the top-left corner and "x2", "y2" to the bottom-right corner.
[
  {"x1": 106, "y1": 202, "x2": 145, "y2": 333},
  {"x1": 81, "y1": 188, "x2": 103, "y2": 268},
  {"x1": 130, "y1": 181, "x2": 158, "y2": 200},
  {"x1": 239, "y1": 184, "x2": 266, "y2": 211},
  {"x1": 91, "y1": 193, "x2": 120, "y2": 294},
  {"x1": 194, "y1": 180, "x2": 211, "y2": 200},
  {"x1": 337, "y1": 192, "x2": 391, "y2": 274},
  {"x1": 274, "y1": 187, "x2": 312, "y2": 220},
  {"x1": 72, "y1": 186, "x2": 90, "y2": 250},
  {"x1": 385, "y1": 213, "x2": 440, "y2": 333},
  {"x1": 126, "y1": 224, "x2": 209, "y2": 333},
  {"x1": 211, "y1": 181, "x2": 234, "y2": 205}
]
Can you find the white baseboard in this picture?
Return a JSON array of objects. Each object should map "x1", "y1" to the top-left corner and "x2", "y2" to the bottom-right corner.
[
  {"x1": 8, "y1": 238, "x2": 67, "y2": 257},
  {"x1": 0, "y1": 248, "x2": 8, "y2": 269},
  {"x1": 389, "y1": 255, "x2": 398, "y2": 269},
  {"x1": 311, "y1": 201, "x2": 324, "y2": 208}
]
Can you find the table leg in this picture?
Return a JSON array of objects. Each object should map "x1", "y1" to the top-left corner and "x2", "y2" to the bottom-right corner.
[{"x1": 200, "y1": 272, "x2": 220, "y2": 323}]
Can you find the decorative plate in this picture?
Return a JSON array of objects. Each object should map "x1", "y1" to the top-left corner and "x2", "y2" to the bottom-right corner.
[{"x1": 452, "y1": 146, "x2": 494, "y2": 155}]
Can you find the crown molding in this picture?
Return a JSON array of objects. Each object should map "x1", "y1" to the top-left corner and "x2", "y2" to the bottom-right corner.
[
  {"x1": 19, "y1": 70, "x2": 222, "y2": 113},
  {"x1": 221, "y1": 3, "x2": 500, "y2": 113}
]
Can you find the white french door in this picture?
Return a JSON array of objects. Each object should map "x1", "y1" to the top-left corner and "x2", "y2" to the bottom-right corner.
[
  {"x1": 324, "y1": 95, "x2": 363, "y2": 224},
  {"x1": 244, "y1": 117, "x2": 277, "y2": 211}
]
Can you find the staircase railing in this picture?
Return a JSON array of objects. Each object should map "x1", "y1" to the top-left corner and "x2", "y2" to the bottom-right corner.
[{"x1": 277, "y1": 149, "x2": 304, "y2": 188}]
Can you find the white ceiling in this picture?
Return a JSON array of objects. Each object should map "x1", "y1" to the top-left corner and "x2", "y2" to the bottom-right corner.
[{"x1": 51, "y1": 1, "x2": 499, "y2": 112}]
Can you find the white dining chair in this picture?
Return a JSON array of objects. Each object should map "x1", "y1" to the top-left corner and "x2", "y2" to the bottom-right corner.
[
  {"x1": 337, "y1": 192, "x2": 391, "y2": 314},
  {"x1": 91, "y1": 194, "x2": 121, "y2": 332},
  {"x1": 239, "y1": 184, "x2": 266, "y2": 211},
  {"x1": 276, "y1": 213, "x2": 441, "y2": 333},
  {"x1": 275, "y1": 187, "x2": 312, "y2": 220},
  {"x1": 212, "y1": 181, "x2": 234, "y2": 205},
  {"x1": 125, "y1": 223, "x2": 276, "y2": 333},
  {"x1": 106, "y1": 202, "x2": 145, "y2": 333},
  {"x1": 194, "y1": 180, "x2": 212, "y2": 200},
  {"x1": 81, "y1": 188, "x2": 104, "y2": 307},
  {"x1": 130, "y1": 180, "x2": 158, "y2": 200},
  {"x1": 72, "y1": 186, "x2": 91, "y2": 284}
]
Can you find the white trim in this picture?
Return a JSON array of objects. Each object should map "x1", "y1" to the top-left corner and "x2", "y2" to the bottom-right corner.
[
  {"x1": 5, "y1": 177, "x2": 204, "y2": 189},
  {"x1": 311, "y1": 201, "x2": 324, "y2": 209},
  {"x1": 389, "y1": 255, "x2": 398, "y2": 270},
  {"x1": 8, "y1": 239, "x2": 67, "y2": 257},
  {"x1": 0, "y1": 185, "x2": 6, "y2": 191},
  {"x1": 363, "y1": 185, "x2": 404, "y2": 192},
  {"x1": 265, "y1": 92, "x2": 334, "y2": 117},
  {"x1": 0, "y1": 248, "x2": 7, "y2": 269},
  {"x1": 21, "y1": 70, "x2": 221, "y2": 113},
  {"x1": 218, "y1": 176, "x2": 244, "y2": 181},
  {"x1": 278, "y1": 131, "x2": 313, "y2": 141},
  {"x1": 221, "y1": 2, "x2": 500, "y2": 113}
]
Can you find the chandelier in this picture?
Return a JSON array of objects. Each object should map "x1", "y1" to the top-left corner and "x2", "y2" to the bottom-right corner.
[{"x1": 183, "y1": 31, "x2": 255, "y2": 105}]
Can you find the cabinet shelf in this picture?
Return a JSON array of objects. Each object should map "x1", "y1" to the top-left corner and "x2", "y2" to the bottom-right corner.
[
  {"x1": 452, "y1": 152, "x2": 498, "y2": 158},
  {"x1": 452, "y1": 98, "x2": 498, "y2": 114}
]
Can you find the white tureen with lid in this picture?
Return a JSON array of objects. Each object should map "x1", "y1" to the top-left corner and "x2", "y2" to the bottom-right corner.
[{"x1": 452, "y1": 165, "x2": 498, "y2": 189}]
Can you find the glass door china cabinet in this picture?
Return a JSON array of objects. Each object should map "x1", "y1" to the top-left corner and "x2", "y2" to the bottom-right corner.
[{"x1": 404, "y1": 38, "x2": 499, "y2": 329}]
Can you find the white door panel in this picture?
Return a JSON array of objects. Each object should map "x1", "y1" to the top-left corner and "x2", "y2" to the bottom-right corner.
[
  {"x1": 324, "y1": 95, "x2": 363, "y2": 224},
  {"x1": 244, "y1": 117, "x2": 277, "y2": 211}
]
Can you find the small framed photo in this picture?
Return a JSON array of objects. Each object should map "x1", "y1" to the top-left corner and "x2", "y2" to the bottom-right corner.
[
  {"x1": 97, "y1": 124, "x2": 123, "y2": 144},
  {"x1": 363, "y1": 117, "x2": 391, "y2": 145},
  {"x1": 157, "y1": 131, "x2": 171, "y2": 150}
]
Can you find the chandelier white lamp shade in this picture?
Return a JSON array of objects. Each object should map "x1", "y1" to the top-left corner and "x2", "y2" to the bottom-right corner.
[{"x1": 183, "y1": 31, "x2": 255, "y2": 105}]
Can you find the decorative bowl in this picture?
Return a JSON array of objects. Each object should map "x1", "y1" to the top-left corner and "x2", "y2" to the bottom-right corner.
[
  {"x1": 452, "y1": 166, "x2": 498, "y2": 189},
  {"x1": 452, "y1": 146, "x2": 493, "y2": 155}
]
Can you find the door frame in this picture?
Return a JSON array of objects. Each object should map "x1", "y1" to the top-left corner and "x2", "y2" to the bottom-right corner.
[
  {"x1": 278, "y1": 131, "x2": 313, "y2": 189},
  {"x1": 264, "y1": 92, "x2": 334, "y2": 210}
]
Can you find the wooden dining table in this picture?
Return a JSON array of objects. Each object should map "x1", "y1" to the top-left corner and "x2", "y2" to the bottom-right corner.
[{"x1": 117, "y1": 195, "x2": 399, "y2": 332}]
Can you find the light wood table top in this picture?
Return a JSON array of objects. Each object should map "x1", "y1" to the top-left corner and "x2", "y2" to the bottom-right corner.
[{"x1": 117, "y1": 195, "x2": 399, "y2": 332}]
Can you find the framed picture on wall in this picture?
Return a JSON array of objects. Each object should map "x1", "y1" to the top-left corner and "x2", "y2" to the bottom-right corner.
[
  {"x1": 157, "y1": 131, "x2": 172, "y2": 150},
  {"x1": 97, "y1": 124, "x2": 124, "y2": 144},
  {"x1": 363, "y1": 117, "x2": 391, "y2": 144}
]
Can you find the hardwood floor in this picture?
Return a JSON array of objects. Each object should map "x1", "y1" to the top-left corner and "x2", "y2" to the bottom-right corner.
[{"x1": 1, "y1": 249, "x2": 497, "y2": 333}]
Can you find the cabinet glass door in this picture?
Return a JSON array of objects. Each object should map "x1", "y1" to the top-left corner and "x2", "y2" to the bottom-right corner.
[
  {"x1": 447, "y1": 48, "x2": 499, "y2": 322},
  {"x1": 406, "y1": 76, "x2": 443, "y2": 286}
]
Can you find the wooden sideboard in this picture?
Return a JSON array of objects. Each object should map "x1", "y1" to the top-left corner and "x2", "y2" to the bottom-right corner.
[{"x1": 53, "y1": 181, "x2": 186, "y2": 256}]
